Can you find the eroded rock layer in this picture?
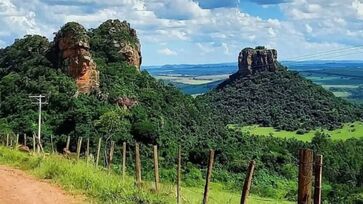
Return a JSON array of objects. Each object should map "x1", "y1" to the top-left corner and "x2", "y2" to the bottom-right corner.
[
  {"x1": 238, "y1": 46, "x2": 278, "y2": 76},
  {"x1": 54, "y1": 22, "x2": 99, "y2": 93},
  {"x1": 91, "y1": 19, "x2": 142, "y2": 69}
]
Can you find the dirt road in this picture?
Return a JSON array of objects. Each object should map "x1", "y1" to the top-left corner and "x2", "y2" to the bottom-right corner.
[{"x1": 0, "y1": 165, "x2": 83, "y2": 204}]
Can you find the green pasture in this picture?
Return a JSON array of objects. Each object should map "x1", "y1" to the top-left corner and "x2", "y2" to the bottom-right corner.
[{"x1": 229, "y1": 121, "x2": 363, "y2": 142}]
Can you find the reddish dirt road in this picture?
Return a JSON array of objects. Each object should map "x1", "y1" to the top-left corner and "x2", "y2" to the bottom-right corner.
[{"x1": 0, "y1": 165, "x2": 83, "y2": 204}]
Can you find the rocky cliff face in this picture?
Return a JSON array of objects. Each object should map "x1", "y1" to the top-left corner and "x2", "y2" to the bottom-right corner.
[
  {"x1": 90, "y1": 19, "x2": 142, "y2": 69},
  {"x1": 54, "y1": 22, "x2": 99, "y2": 94},
  {"x1": 51, "y1": 20, "x2": 142, "y2": 93},
  {"x1": 238, "y1": 46, "x2": 278, "y2": 76}
]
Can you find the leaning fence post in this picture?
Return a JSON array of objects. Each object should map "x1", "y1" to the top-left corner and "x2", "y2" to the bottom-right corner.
[
  {"x1": 122, "y1": 142, "x2": 126, "y2": 181},
  {"x1": 76, "y1": 137, "x2": 83, "y2": 160},
  {"x1": 298, "y1": 149, "x2": 313, "y2": 204},
  {"x1": 96, "y1": 138, "x2": 102, "y2": 167},
  {"x1": 314, "y1": 155, "x2": 323, "y2": 204},
  {"x1": 203, "y1": 149, "x2": 215, "y2": 204},
  {"x1": 177, "y1": 145, "x2": 182, "y2": 204},
  {"x1": 153, "y1": 145, "x2": 160, "y2": 192},
  {"x1": 108, "y1": 141, "x2": 115, "y2": 170},
  {"x1": 135, "y1": 143, "x2": 142, "y2": 188},
  {"x1": 241, "y1": 160, "x2": 256, "y2": 204}
]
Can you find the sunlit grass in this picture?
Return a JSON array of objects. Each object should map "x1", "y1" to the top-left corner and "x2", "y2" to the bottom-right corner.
[
  {"x1": 0, "y1": 146, "x2": 294, "y2": 203},
  {"x1": 229, "y1": 121, "x2": 363, "y2": 142}
]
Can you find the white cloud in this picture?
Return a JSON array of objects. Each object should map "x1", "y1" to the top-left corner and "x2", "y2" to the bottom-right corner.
[
  {"x1": 0, "y1": 0, "x2": 40, "y2": 37},
  {"x1": 352, "y1": 0, "x2": 363, "y2": 19},
  {"x1": 1, "y1": 0, "x2": 363, "y2": 64},
  {"x1": 158, "y1": 48, "x2": 178, "y2": 56},
  {"x1": 145, "y1": 0, "x2": 209, "y2": 20}
]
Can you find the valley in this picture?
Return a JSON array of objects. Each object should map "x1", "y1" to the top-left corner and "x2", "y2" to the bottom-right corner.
[{"x1": 144, "y1": 61, "x2": 363, "y2": 103}]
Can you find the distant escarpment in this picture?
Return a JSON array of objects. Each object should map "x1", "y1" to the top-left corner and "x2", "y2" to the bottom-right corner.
[{"x1": 199, "y1": 47, "x2": 363, "y2": 131}]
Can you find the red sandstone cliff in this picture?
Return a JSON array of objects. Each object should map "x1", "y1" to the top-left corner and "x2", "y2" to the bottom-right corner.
[{"x1": 54, "y1": 22, "x2": 99, "y2": 94}]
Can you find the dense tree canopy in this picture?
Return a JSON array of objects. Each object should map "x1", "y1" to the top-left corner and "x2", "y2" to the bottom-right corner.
[{"x1": 198, "y1": 67, "x2": 363, "y2": 131}]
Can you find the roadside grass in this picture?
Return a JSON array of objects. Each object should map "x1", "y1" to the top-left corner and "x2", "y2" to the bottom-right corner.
[
  {"x1": 0, "y1": 146, "x2": 294, "y2": 204},
  {"x1": 0, "y1": 146, "x2": 169, "y2": 203},
  {"x1": 228, "y1": 121, "x2": 363, "y2": 142}
]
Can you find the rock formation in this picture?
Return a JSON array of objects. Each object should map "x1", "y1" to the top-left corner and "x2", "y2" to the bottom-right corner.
[
  {"x1": 91, "y1": 19, "x2": 142, "y2": 69},
  {"x1": 54, "y1": 22, "x2": 99, "y2": 93},
  {"x1": 238, "y1": 46, "x2": 278, "y2": 76},
  {"x1": 115, "y1": 97, "x2": 138, "y2": 109}
]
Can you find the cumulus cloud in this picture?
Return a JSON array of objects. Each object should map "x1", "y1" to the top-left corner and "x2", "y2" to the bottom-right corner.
[
  {"x1": 0, "y1": 0, "x2": 363, "y2": 64},
  {"x1": 0, "y1": 0, "x2": 40, "y2": 38},
  {"x1": 280, "y1": 0, "x2": 363, "y2": 47},
  {"x1": 158, "y1": 48, "x2": 178, "y2": 56},
  {"x1": 146, "y1": 0, "x2": 209, "y2": 20}
]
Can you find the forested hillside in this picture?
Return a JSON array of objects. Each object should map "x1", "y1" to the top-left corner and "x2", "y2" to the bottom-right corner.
[
  {"x1": 0, "y1": 21, "x2": 222, "y2": 165},
  {"x1": 199, "y1": 48, "x2": 363, "y2": 131}
]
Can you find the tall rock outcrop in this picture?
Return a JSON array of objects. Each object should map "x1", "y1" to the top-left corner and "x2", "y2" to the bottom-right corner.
[
  {"x1": 90, "y1": 19, "x2": 142, "y2": 69},
  {"x1": 54, "y1": 22, "x2": 99, "y2": 93},
  {"x1": 238, "y1": 46, "x2": 278, "y2": 76}
]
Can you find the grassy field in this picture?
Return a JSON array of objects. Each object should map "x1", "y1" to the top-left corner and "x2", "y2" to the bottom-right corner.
[
  {"x1": 155, "y1": 74, "x2": 229, "y2": 85},
  {"x1": 229, "y1": 121, "x2": 363, "y2": 142},
  {"x1": 0, "y1": 146, "x2": 293, "y2": 204}
]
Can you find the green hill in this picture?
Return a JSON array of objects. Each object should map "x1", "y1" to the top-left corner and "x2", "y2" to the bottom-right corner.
[
  {"x1": 0, "y1": 20, "x2": 220, "y2": 165},
  {"x1": 198, "y1": 48, "x2": 362, "y2": 131}
]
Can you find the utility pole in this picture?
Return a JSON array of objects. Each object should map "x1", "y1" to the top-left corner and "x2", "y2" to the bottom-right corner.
[{"x1": 29, "y1": 95, "x2": 47, "y2": 153}]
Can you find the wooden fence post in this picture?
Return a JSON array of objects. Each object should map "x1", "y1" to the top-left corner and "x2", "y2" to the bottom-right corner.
[
  {"x1": 10, "y1": 135, "x2": 13, "y2": 147},
  {"x1": 135, "y1": 143, "x2": 142, "y2": 188},
  {"x1": 177, "y1": 145, "x2": 181, "y2": 204},
  {"x1": 241, "y1": 160, "x2": 256, "y2": 204},
  {"x1": 298, "y1": 149, "x2": 313, "y2": 204},
  {"x1": 153, "y1": 145, "x2": 160, "y2": 192},
  {"x1": 32, "y1": 134, "x2": 36, "y2": 152},
  {"x1": 86, "y1": 138, "x2": 90, "y2": 163},
  {"x1": 76, "y1": 137, "x2": 83, "y2": 160},
  {"x1": 66, "y1": 136, "x2": 70, "y2": 150},
  {"x1": 6, "y1": 134, "x2": 9, "y2": 147},
  {"x1": 203, "y1": 149, "x2": 215, "y2": 204},
  {"x1": 314, "y1": 155, "x2": 323, "y2": 204},
  {"x1": 96, "y1": 138, "x2": 102, "y2": 167},
  {"x1": 23, "y1": 133, "x2": 27, "y2": 146},
  {"x1": 50, "y1": 135, "x2": 55, "y2": 154},
  {"x1": 15, "y1": 134, "x2": 19, "y2": 147},
  {"x1": 122, "y1": 142, "x2": 126, "y2": 180},
  {"x1": 108, "y1": 141, "x2": 115, "y2": 170}
]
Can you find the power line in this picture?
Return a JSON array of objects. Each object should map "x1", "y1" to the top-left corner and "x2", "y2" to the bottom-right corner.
[{"x1": 286, "y1": 46, "x2": 363, "y2": 61}]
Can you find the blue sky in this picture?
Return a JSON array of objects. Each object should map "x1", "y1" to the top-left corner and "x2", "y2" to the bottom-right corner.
[{"x1": 1, "y1": 0, "x2": 363, "y2": 65}]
